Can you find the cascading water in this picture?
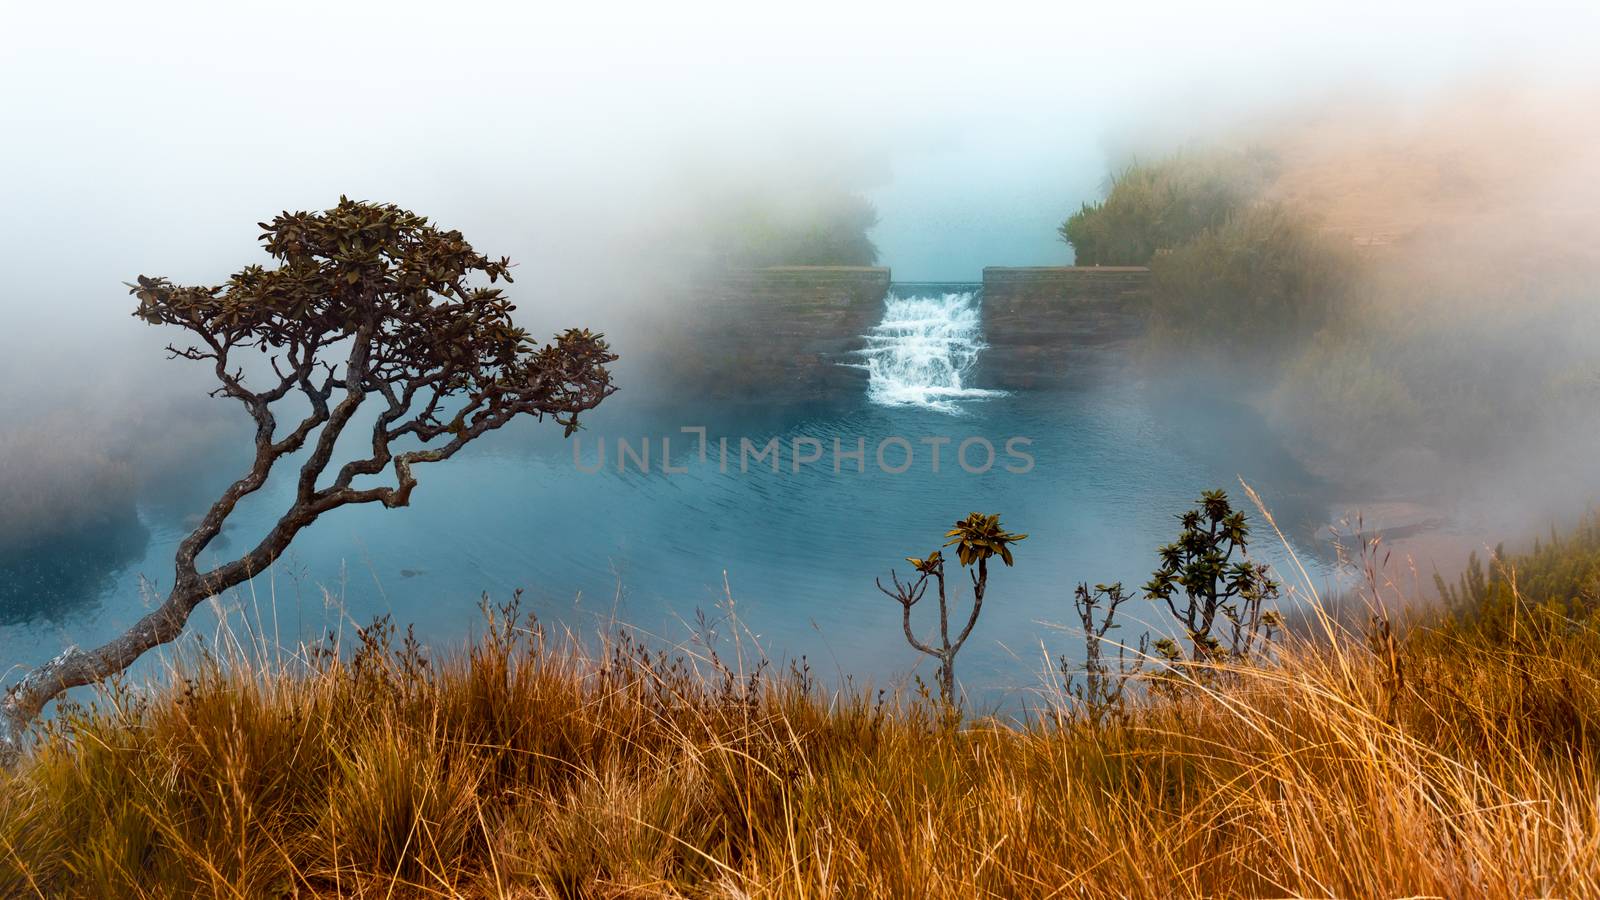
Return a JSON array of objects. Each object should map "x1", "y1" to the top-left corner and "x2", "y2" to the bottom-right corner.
[{"x1": 858, "y1": 288, "x2": 1006, "y2": 413}]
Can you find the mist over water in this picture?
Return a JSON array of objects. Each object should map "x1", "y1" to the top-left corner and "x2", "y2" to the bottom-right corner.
[{"x1": 0, "y1": 344, "x2": 1338, "y2": 703}]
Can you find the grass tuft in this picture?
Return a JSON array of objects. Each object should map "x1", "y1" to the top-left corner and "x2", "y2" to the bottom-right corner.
[{"x1": 6, "y1": 580, "x2": 1600, "y2": 897}]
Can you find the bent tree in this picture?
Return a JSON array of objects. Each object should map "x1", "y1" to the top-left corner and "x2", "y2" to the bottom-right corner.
[{"x1": 0, "y1": 198, "x2": 617, "y2": 766}]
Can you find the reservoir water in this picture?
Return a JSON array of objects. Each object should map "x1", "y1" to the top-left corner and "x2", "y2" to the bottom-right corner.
[{"x1": 1, "y1": 284, "x2": 1336, "y2": 702}]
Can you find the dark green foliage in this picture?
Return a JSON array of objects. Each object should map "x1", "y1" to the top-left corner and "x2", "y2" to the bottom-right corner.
[
  {"x1": 943, "y1": 512, "x2": 1028, "y2": 568},
  {"x1": 1144, "y1": 490, "x2": 1281, "y2": 660},
  {"x1": 1439, "y1": 513, "x2": 1600, "y2": 642},
  {"x1": 1059, "y1": 155, "x2": 1265, "y2": 266},
  {"x1": 1065, "y1": 492, "x2": 1279, "y2": 715}
]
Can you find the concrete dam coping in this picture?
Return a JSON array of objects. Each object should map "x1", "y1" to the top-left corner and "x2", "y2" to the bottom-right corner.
[{"x1": 984, "y1": 265, "x2": 1151, "y2": 275}]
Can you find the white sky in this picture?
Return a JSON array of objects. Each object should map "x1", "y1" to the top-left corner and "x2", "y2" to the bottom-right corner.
[{"x1": 3, "y1": 0, "x2": 1597, "y2": 304}]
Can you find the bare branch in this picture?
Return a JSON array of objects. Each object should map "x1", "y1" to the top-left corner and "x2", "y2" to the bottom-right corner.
[{"x1": 877, "y1": 573, "x2": 938, "y2": 657}]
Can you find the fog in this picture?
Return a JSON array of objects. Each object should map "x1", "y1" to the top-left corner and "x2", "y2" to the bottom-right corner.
[{"x1": 3, "y1": 0, "x2": 1599, "y2": 561}]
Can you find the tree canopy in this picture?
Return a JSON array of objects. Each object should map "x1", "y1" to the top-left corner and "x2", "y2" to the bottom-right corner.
[{"x1": 1, "y1": 198, "x2": 617, "y2": 765}]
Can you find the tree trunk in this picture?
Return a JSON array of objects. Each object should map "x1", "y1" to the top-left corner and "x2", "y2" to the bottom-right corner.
[{"x1": 1, "y1": 582, "x2": 207, "y2": 768}]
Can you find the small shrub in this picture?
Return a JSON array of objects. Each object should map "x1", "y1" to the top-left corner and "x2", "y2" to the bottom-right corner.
[
  {"x1": 1064, "y1": 582, "x2": 1148, "y2": 724},
  {"x1": 877, "y1": 513, "x2": 1027, "y2": 705},
  {"x1": 1143, "y1": 489, "x2": 1282, "y2": 662}
]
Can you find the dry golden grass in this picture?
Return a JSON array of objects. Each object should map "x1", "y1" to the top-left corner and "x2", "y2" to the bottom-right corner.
[{"x1": 4, "y1": 587, "x2": 1600, "y2": 898}]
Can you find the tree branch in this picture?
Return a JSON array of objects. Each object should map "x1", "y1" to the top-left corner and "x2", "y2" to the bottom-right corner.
[{"x1": 2, "y1": 199, "x2": 618, "y2": 768}]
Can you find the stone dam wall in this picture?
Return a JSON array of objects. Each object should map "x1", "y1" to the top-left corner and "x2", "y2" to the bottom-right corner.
[
  {"x1": 978, "y1": 267, "x2": 1150, "y2": 389},
  {"x1": 643, "y1": 265, "x2": 1148, "y2": 404},
  {"x1": 649, "y1": 266, "x2": 891, "y2": 405}
]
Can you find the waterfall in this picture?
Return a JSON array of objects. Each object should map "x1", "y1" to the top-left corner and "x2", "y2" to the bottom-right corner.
[{"x1": 858, "y1": 289, "x2": 1006, "y2": 413}]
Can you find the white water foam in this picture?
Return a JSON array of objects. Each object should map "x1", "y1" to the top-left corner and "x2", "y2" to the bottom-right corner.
[{"x1": 857, "y1": 290, "x2": 1007, "y2": 413}]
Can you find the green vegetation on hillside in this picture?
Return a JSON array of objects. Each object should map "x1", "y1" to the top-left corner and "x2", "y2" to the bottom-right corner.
[
  {"x1": 1436, "y1": 510, "x2": 1600, "y2": 641},
  {"x1": 1059, "y1": 153, "x2": 1268, "y2": 266},
  {"x1": 1063, "y1": 148, "x2": 1600, "y2": 480},
  {"x1": 1060, "y1": 151, "x2": 1350, "y2": 367}
]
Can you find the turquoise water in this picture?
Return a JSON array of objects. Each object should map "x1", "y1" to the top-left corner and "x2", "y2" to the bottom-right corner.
[{"x1": 0, "y1": 286, "x2": 1336, "y2": 702}]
